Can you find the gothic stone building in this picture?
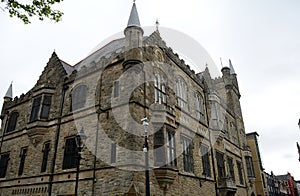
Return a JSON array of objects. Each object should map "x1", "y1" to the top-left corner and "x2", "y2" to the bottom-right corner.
[{"x1": 0, "y1": 2, "x2": 256, "y2": 196}]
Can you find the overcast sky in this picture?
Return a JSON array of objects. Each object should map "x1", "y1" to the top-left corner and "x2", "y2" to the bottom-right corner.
[{"x1": 1, "y1": 0, "x2": 300, "y2": 179}]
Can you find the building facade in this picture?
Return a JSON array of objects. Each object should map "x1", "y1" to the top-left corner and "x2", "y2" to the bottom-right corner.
[{"x1": 0, "y1": 2, "x2": 256, "y2": 196}]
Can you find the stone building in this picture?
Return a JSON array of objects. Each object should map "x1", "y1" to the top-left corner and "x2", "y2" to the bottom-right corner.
[
  {"x1": 246, "y1": 132, "x2": 267, "y2": 196},
  {"x1": 0, "y1": 2, "x2": 256, "y2": 196}
]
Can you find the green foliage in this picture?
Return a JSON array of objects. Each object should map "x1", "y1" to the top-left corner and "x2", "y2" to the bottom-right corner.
[{"x1": 1, "y1": 0, "x2": 63, "y2": 24}]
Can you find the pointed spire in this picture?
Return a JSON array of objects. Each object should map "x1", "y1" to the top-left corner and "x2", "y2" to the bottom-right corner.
[
  {"x1": 127, "y1": 1, "x2": 141, "y2": 27},
  {"x1": 4, "y1": 82, "x2": 13, "y2": 99},
  {"x1": 229, "y1": 59, "x2": 236, "y2": 74}
]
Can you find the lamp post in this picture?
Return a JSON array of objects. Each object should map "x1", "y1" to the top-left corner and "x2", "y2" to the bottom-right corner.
[
  {"x1": 75, "y1": 128, "x2": 87, "y2": 196},
  {"x1": 298, "y1": 119, "x2": 300, "y2": 130},
  {"x1": 141, "y1": 117, "x2": 150, "y2": 196}
]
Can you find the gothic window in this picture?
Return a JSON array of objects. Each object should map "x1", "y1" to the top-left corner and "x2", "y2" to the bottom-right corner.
[
  {"x1": 113, "y1": 81, "x2": 119, "y2": 98},
  {"x1": 71, "y1": 85, "x2": 88, "y2": 111},
  {"x1": 41, "y1": 142, "x2": 50, "y2": 173},
  {"x1": 227, "y1": 157, "x2": 235, "y2": 181},
  {"x1": 0, "y1": 153, "x2": 10, "y2": 178},
  {"x1": 223, "y1": 117, "x2": 229, "y2": 138},
  {"x1": 18, "y1": 147, "x2": 27, "y2": 176},
  {"x1": 181, "y1": 136, "x2": 193, "y2": 173},
  {"x1": 154, "y1": 74, "x2": 166, "y2": 104},
  {"x1": 111, "y1": 143, "x2": 116, "y2": 163},
  {"x1": 62, "y1": 137, "x2": 78, "y2": 169},
  {"x1": 176, "y1": 77, "x2": 187, "y2": 109},
  {"x1": 154, "y1": 128, "x2": 176, "y2": 167},
  {"x1": 6, "y1": 111, "x2": 19, "y2": 133},
  {"x1": 195, "y1": 92, "x2": 204, "y2": 120},
  {"x1": 236, "y1": 161, "x2": 244, "y2": 184},
  {"x1": 230, "y1": 122, "x2": 238, "y2": 145},
  {"x1": 30, "y1": 95, "x2": 52, "y2": 122},
  {"x1": 200, "y1": 144, "x2": 211, "y2": 177},
  {"x1": 245, "y1": 156, "x2": 255, "y2": 177},
  {"x1": 216, "y1": 151, "x2": 225, "y2": 178}
]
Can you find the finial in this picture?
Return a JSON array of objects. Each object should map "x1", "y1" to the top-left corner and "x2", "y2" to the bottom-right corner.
[
  {"x1": 133, "y1": 0, "x2": 136, "y2": 3},
  {"x1": 156, "y1": 19, "x2": 160, "y2": 31}
]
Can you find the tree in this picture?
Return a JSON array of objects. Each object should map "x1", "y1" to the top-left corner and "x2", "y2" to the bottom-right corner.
[{"x1": 1, "y1": 0, "x2": 63, "y2": 24}]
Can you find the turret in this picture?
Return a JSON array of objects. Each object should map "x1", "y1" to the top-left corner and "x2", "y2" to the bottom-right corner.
[
  {"x1": 1, "y1": 83, "x2": 13, "y2": 120},
  {"x1": 123, "y1": 1, "x2": 144, "y2": 70}
]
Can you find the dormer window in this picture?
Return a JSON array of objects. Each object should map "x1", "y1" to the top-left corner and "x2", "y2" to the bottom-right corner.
[
  {"x1": 71, "y1": 85, "x2": 88, "y2": 111},
  {"x1": 154, "y1": 74, "x2": 166, "y2": 104},
  {"x1": 30, "y1": 95, "x2": 52, "y2": 122},
  {"x1": 6, "y1": 111, "x2": 19, "y2": 133}
]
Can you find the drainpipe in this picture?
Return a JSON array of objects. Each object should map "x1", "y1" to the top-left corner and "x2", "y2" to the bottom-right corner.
[
  {"x1": 48, "y1": 83, "x2": 68, "y2": 196},
  {"x1": 203, "y1": 89, "x2": 218, "y2": 196},
  {"x1": 91, "y1": 112, "x2": 100, "y2": 196}
]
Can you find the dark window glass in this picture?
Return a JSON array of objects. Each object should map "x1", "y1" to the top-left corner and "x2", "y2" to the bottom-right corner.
[
  {"x1": 237, "y1": 161, "x2": 244, "y2": 184},
  {"x1": 40, "y1": 96, "x2": 52, "y2": 119},
  {"x1": 182, "y1": 136, "x2": 193, "y2": 173},
  {"x1": 41, "y1": 142, "x2": 50, "y2": 172},
  {"x1": 227, "y1": 157, "x2": 235, "y2": 181},
  {"x1": 154, "y1": 129, "x2": 165, "y2": 166},
  {"x1": 62, "y1": 138, "x2": 78, "y2": 169},
  {"x1": 6, "y1": 111, "x2": 18, "y2": 133},
  {"x1": 216, "y1": 151, "x2": 225, "y2": 178},
  {"x1": 200, "y1": 144, "x2": 211, "y2": 177},
  {"x1": 18, "y1": 148, "x2": 27, "y2": 176},
  {"x1": 166, "y1": 131, "x2": 176, "y2": 166},
  {"x1": 245, "y1": 156, "x2": 255, "y2": 177},
  {"x1": 30, "y1": 96, "x2": 42, "y2": 121},
  {"x1": 72, "y1": 85, "x2": 88, "y2": 111},
  {"x1": 154, "y1": 74, "x2": 166, "y2": 104},
  {"x1": 113, "y1": 81, "x2": 119, "y2": 98},
  {"x1": 0, "y1": 153, "x2": 10, "y2": 178},
  {"x1": 111, "y1": 143, "x2": 116, "y2": 163}
]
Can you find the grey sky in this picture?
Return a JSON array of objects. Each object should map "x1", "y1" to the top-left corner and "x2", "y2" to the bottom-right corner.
[{"x1": 1, "y1": 0, "x2": 300, "y2": 179}]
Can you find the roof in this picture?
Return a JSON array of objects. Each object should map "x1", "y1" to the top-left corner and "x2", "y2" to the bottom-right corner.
[
  {"x1": 127, "y1": 2, "x2": 141, "y2": 27},
  {"x1": 4, "y1": 83, "x2": 13, "y2": 99}
]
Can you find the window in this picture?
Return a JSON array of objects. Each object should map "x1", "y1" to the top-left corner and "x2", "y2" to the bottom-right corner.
[
  {"x1": 41, "y1": 142, "x2": 50, "y2": 173},
  {"x1": 30, "y1": 96, "x2": 42, "y2": 121},
  {"x1": 176, "y1": 78, "x2": 187, "y2": 109},
  {"x1": 216, "y1": 151, "x2": 225, "y2": 178},
  {"x1": 166, "y1": 131, "x2": 176, "y2": 166},
  {"x1": 200, "y1": 144, "x2": 211, "y2": 177},
  {"x1": 113, "y1": 81, "x2": 119, "y2": 98},
  {"x1": 6, "y1": 111, "x2": 18, "y2": 133},
  {"x1": 111, "y1": 143, "x2": 116, "y2": 163},
  {"x1": 195, "y1": 93, "x2": 204, "y2": 120},
  {"x1": 181, "y1": 136, "x2": 193, "y2": 173},
  {"x1": 154, "y1": 74, "x2": 166, "y2": 104},
  {"x1": 40, "y1": 96, "x2": 52, "y2": 119},
  {"x1": 30, "y1": 95, "x2": 52, "y2": 121},
  {"x1": 230, "y1": 122, "x2": 238, "y2": 145},
  {"x1": 227, "y1": 157, "x2": 235, "y2": 181},
  {"x1": 71, "y1": 85, "x2": 88, "y2": 111},
  {"x1": 18, "y1": 147, "x2": 27, "y2": 176},
  {"x1": 0, "y1": 153, "x2": 10, "y2": 178},
  {"x1": 245, "y1": 156, "x2": 255, "y2": 177},
  {"x1": 154, "y1": 128, "x2": 176, "y2": 167},
  {"x1": 236, "y1": 161, "x2": 244, "y2": 184},
  {"x1": 63, "y1": 138, "x2": 78, "y2": 169}
]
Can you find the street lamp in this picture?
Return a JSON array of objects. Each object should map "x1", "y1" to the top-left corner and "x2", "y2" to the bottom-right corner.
[
  {"x1": 298, "y1": 119, "x2": 300, "y2": 130},
  {"x1": 75, "y1": 127, "x2": 87, "y2": 196},
  {"x1": 141, "y1": 117, "x2": 150, "y2": 196}
]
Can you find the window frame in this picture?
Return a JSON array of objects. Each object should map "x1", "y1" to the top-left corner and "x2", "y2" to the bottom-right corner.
[
  {"x1": 236, "y1": 160, "x2": 244, "y2": 185},
  {"x1": 30, "y1": 95, "x2": 52, "y2": 122},
  {"x1": 227, "y1": 156, "x2": 235, "y2": 181},
  {"x1": 176, "y1": 77, "x2": 188, "y2": 109},
  {"x1": 216, "y1": 151, "x2": 226, "y2": 178},
  {"x1": 200, "y1": 144, "x2": 211, "y2": 177},
  {"x1": 195, "y1": 92, "x2": 204, "y2": 120},
  {"x1": 18, "y1": 147, "x2": 28, "y2": 176},
  {"x1": 154, "y1": 74, "x2": 166, "y2": 104},
  {"x1": 71, "y1": 85, "x2": 88, "y2": 111},
  {"x1": 0, "y1": 152, "x2": 10, "y2": 178},
  {"x1": 181, "y1": 135, "x2": 194, "y2": 173},
  {"x1": 62, "y1": 137, "x2": 78, "y2": 170},
  {"x1": 6, "y1": 111, "x2": 19, "y2": 133},
  {"x1": 41, "y1": 142, "x2": 51, "y2": 173}
]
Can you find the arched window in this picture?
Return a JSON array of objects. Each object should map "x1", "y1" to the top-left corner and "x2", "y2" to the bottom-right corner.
[
  {"x1": 71, "y1": 85, "x2": 88, "y2": 111},
  {"x1": 154, "y1": 74, "x2": 166, "y2": 104},
  {"x1": 176, "y1": 78, "x2": 187, "y2": 109},
  {"x1": 195, "y1": 92, "x2": 204, "y2": 120},
  {"x1": 6, "y1": 111, "x2": 19, "y2": 133}
]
